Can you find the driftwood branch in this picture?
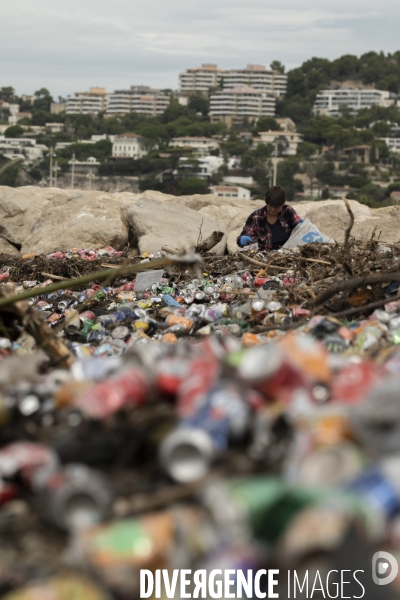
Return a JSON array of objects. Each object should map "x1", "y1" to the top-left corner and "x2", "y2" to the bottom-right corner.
[
  {"x1": 196, "y1": 231, "x2": 224, "y2": 252},
  {"x1": 0, "y1": 253, "x2": 202, "y2": 309},
  {"x1": 328, "y1": 291, "x2": 400, "y2": 319},
  {"x1": 314, "y1": 272, "x2": 400, "y2": 307},
  {"x1": 342, "y1": 196, "x2": 354, "y2": 272},
  {"x1": 240, "y1": 254, "x2": 283, "y2": 271}
]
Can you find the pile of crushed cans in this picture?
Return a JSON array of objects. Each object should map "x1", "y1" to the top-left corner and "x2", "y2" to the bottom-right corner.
[{"x1": 1, "y1": 246, "x2": 400, "y2": 598}]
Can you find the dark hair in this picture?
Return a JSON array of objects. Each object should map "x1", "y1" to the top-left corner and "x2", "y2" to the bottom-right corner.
[{"x1": 265, "y1": 186, "x2": 286, "y2": 207}]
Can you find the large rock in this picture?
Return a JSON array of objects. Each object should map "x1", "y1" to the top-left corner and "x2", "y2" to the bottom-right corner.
[
  {"x1": 127, "y1": 197, "x2": 220, "y2": 253},
  {"x1": 0, "y1": 237, "x2": 21, "y2": 256},
  {"x1": 0, "y1": 186, "x2": 50, "y2": 246},
  {"x1": 21, "y1": 196, "x2": 128, "y2": 255}
]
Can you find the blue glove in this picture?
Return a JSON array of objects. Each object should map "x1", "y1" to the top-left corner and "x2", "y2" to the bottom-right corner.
[{"x1": 239, "y1": 236, "x2": 253, "y2": 247}]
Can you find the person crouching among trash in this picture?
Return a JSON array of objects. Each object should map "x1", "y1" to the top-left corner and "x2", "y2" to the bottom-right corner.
[{"x1": 237, "y1": 185, "x2": 302, "y2": 251}]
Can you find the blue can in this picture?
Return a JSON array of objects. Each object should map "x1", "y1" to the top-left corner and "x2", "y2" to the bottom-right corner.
[
  {"x1": 181, "y1": 384, "x2": 250, "y2": 451},
  {"x1": 347, "y1": 469, "x2": 400, "y2": 518}
]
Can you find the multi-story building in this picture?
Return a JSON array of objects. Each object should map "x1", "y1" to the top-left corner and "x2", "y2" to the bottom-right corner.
[
  {"x1": 0, "y1": 137, "x2": 46, "y2": 163},
  {"x1": 222, "y1": 65, "x2": 287, "y2": 97},
  {"x1": 380, "y1": 137, "x2": 400, "y2": 153},
  {"x1": 254, "y1": 130, "x2": 303, "y2": 156},
  {"x1": 50, "y1": 102, "x2": 66, "y2": 115},
  {"x1": 170, "y1": 136, "x2": 220, "y2": 155},
  {"x1": 112, "y1": 133, "x2": 147, "y2": 159},
  {"x1": 66, "y1": 87, "x2": 108, "y2": 115},
  {"x1": 210, "y1": 86, "x2": 275, "y2": 126},
  {"x1": 179, "y1": 64, "x2": 224, "y2": 94},
  {"x1": 313, "y1": 89, "x2": 395, "y2": 118},
  {"x1": 179, "y1": 63, "x2": 287, "y2": 97},
  {"x1": 106, "y1": 86, "x2": 170, "y2": 116}
]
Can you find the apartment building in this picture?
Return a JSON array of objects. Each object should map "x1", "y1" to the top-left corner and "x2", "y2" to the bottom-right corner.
[
  {"x1": 66, "y1": 87, "x2": 108, "y2": 115},
  {"x1": 380, "y1": 137, "x2": 400, "y2": 153},
  {"x1": 179, "y1": 64, "x2": 224, "y2": 94},
  {"x1": 313, "y1": 88, "x2": 395, "y2": 118},
  {"x1": 254, "y1": 130, "x2": 303, "y2": 155},
  {"x1": 222, "y1": 65, "x2": 287, "y2": 97},
  {"x1": 210, "y1": 86, "x2": 275, "y2": 126},
  {"x1": 0, "y1": 137, "x2": 46, "y2": 162},
  {"x1": 112, "y1": 133, "x2": 147, "y2": 159},
  {"x1": 170, "y1": 136, "x2": 220, "y2": 155},
  {"x1": 106, "y1": 86, "x2": 170, "y2": 116}
]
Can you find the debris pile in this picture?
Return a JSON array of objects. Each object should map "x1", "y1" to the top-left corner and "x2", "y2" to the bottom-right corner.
[{"x1": 1, "y1": 236, "x2": 400, "y2": 598}]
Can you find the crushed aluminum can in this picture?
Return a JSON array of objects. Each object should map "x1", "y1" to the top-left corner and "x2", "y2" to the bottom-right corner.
[
  {"x1": 22, "y1": 280, "x2": 38, "y2": 289},
  {"x1": 111, "y1": 326, "x2": 130, "y2": 340},
  {"x1": 266, "y1": 301, "x2": 282, "y2": 312}
]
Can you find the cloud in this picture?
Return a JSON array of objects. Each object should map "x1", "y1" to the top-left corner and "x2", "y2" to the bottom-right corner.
[{"x1": 1, "y1": 0, "x2": 399, "y2": 96}]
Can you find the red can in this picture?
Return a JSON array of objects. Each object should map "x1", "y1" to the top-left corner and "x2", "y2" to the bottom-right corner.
[
  {"x1": 0, "y1": 479, "x2": 17, "y2": 505},
  {"x1": 238, "y1": 344, "x2": 307, "y2": 402},
  {"x1": 156, "y1": 356, "x2": 192, "y2": 397},
  {"x1": 177, "y1": 357, "x2": 221, "y2": 418},
  {"x1": 330, "y1": 362, "x2": 383, "y2": 405},
  {"x1": 80, "y1": 310, "x2": 96, "y2": 323},
  {"x1": 0, "y1": 442, "x2": 60, "y2": 488},
  {"x1": 74, "y1": 367, "x2": 150, "y2": 419},
  {"x1": 254, "y1": 277, "x2": 270, "y2": 287},
  {"x1": 0, "y1": 272, "x2": 9, "y2": 281},
  {"x1": 291, "y1": 306, "x2": 311, "y2": 318}
]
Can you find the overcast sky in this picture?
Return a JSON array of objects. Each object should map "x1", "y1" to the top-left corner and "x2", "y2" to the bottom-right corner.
[{"x1": 2, "y1": 0, "x2": 400, "y2": 99}]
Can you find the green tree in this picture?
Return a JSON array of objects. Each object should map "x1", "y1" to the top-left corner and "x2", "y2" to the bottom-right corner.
[
  {"x1": 33, "y1": 88, "x2": 53, "y2": 113},
  {"x1": 0, "y1": 87, "x2": 17, "y2": 102},
  {"x1": 254, "y1": 117, "x2": 281, "y2": 132},
  {"x1": 160, "y1": 101, "x2": 188, "y2": 124},
  {"x1": 31, "y1": 110, "x2": 52, "y2": 126},
  {"x1": 176, "y1": 177, "x2": 209, "y2": 195},
  {"x1": 4, "y1": 125, "x2": 24, "y2": 138},
  {"x1": 188, "y1": 94, "x2": 209, "y2": 116},
  {"x1": 270, "y1": 60, "x2": 285, "y2": 74}
]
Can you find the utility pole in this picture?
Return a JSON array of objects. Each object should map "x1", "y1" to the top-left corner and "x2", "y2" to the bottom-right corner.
[
  {"x1": 272, "y1": 142, "x2": 278, "y2": 186},
  {"x1": 87, "y1": 168, "x2": 94, "y2": 191},
  {"x1": 54, "y1": 160, "x2": 58, "y2": 187},
  {"x1": 71, "y1": 153, "x2": 76, "y2": 189},
  {"x1": 49, "y1": 147, "x2": 53, "y2": 187}
]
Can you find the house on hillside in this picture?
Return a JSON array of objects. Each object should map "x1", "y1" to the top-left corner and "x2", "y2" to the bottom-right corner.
[
  {"x1": 210, "y1": 185, "x2": 251, "y2": 200},
  {"x1": 253, "y1": 129, "x2": 303, "y2": 155},
  {"x1": 342, "y1": 145, "x2": 375, "y2": 164},
  {"x1": 170, "y1": 136, "x2": 220, "y2": 155},
  {"x1": 112, "y1": 133, "x2": 147, "y2": 159}
]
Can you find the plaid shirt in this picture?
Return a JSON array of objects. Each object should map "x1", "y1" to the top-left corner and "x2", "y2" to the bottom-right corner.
[{"x1": 237, "y1": 204, "x2": 302, "y2": 251}]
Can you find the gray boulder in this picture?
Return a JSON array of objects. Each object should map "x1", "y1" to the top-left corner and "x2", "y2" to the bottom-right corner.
[
  {"x1": 127, "y1": 197, "x2": 220, "y2": 253},
  {"x1": 21, "y1": 196, "x2": 128, "y2": 255},
  {"x1": 0, "y1": 237, "x2": 21, "y2": 256}
]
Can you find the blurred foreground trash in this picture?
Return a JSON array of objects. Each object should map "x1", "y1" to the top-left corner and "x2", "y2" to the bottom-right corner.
[{"x1": 1, "y1": 241, "x2": 400, "y2": 597}]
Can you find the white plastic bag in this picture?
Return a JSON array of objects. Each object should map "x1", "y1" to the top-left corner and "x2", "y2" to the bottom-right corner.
[{"x1": 282, "y1": 218, "x2": 333, "y2": 249}]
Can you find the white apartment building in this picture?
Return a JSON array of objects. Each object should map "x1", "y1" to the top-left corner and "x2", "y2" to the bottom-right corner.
[
  {"x1": 179, "y1": 64, "x2": 287, "y2": 97},
  {"x1": 0, "y1": 137, "x2": 46, "y2": 162},
  {"x1": 177, "y1": 155, "x2": 223, "y2": 179},
  {"x1": 45, "y1": 123, "x2": 64, "y2": 133},
  {"x1": 179, "y1": 64, "x2": 224, "y2": 94},
  {"x1": 66, "y1": 87, "x2": 109, "y2": 115},
  {"x1": 170, "y1": 136, "x2": 220, "y2": 155},
  {"x1": 380, "y1": 137, "x2": 400, "y2": 153},
  {"x1": 210, "y1": 86, "x2": 275, "y2": 126},
  {"x1": 210, "y1": 185, "x2": 251, "y2": 200},
  {"x1": 254, "y1": 130, "x2": 303, "y2": 155},
  {"x1": 106, "y1": 86, "x2": 170, "y2": 116},
  {"x1": 222, "y1": 65, "x2": 287, "y2": 97},
  {"x1": 112, "y1": 133, "x2": 147, "y2": 159},
  {"x1": 313, "y1": 89, "x2": 395, "y2": 118}
]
